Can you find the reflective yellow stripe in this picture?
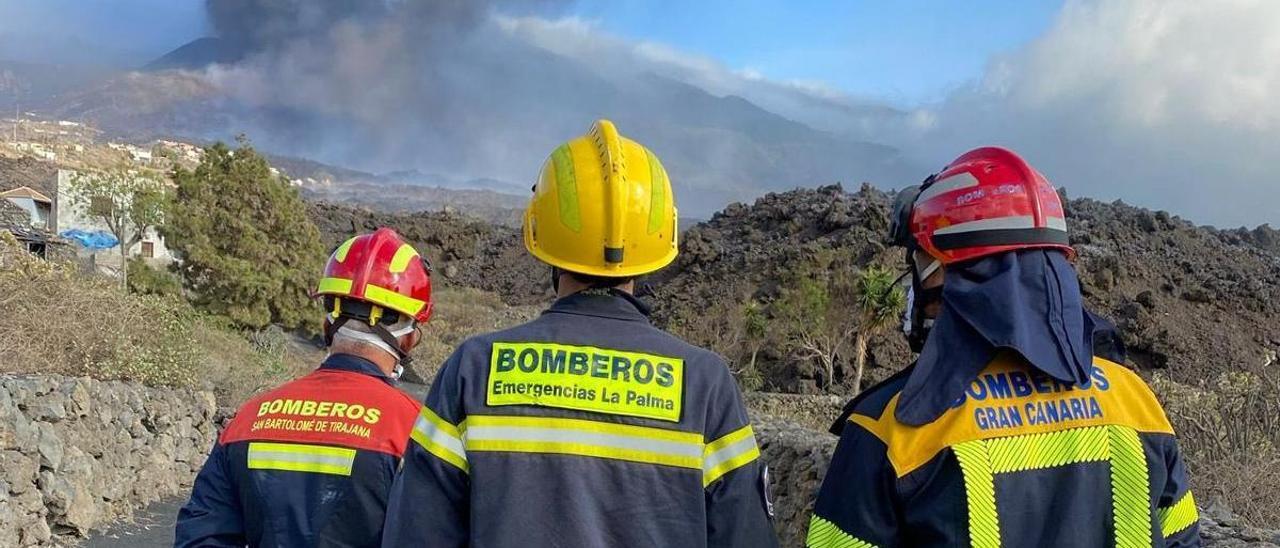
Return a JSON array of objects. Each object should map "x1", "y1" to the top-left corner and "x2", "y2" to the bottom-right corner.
[
  {"x1": 645, "y1": 148, "x2": 666, "y2": 234},
  {"x1": 805, "y1": 515, "x2": 879, "y2": 548},
  {"x1": 410, "y1": 407, "x2": 468, "y2": 473},
  {"x1": 1110, "y1": 426, "x2": 1152, "y2": 548},
  {"x1": 334, "y1": 237, "x2": 357, "y2": 263},
  {"x1": 551, "y1": 144, "x2": 581, "y2": 232},
  {"x1": 952, "y1": 440, "x2": 1000, "y2": 548},
  {"x1": 463, "y1": 415, "x2": 703, "y2": 469},
  {"x1": 1158, "y1": 491, "x2": 1198, "y2": 538},
  {"x1": 703, "y1": 425, "x2": 760, "y2": 486},
  {"x1": 317, "y1": 277, "x2": 353, "y2": 295},
  {"x1": 952, "y1": 425, "x2": 1154, "y2": 548},
  {"x1": 985, "y1": 425, "x2": 1111, "y2": 473},
  {"x1": 246, "y1": 442, "x2": 355, "y2": 476},
  {"x1": 363, "y1": 283, "x2": 426, "y2": 316},
  {"x1": 388, "y1": 243, "x2": 420, "y2": 273}
]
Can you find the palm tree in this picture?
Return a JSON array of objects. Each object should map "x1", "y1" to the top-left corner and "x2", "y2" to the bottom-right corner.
[{"x1": 851, "y1": 265, "x2": 907, "y2": 395}]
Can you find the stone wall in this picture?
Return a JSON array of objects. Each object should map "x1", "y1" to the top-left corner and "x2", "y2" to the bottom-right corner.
[
  {"x1": 0, "y1": 375, "x2": 216, "y2": 546},
  {"x1": 752, "y1": 416, "x2": 1280, "y2": 548}
]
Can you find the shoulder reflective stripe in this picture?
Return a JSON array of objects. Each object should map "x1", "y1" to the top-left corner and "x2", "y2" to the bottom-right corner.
[
  {"x1": 703, "y1": 425, "x2": 760, "y2": 487},
  {"x1": 985, "y1": 425, "x2": 1110, "y2": 473},
  {"x1": 411, "y1": 407, "x2": 468, "y2": 473},
  {"x1": 850, "y1": 355, "x2": 1174, "y2": 478},
  {"x1": 388, "y1": 244, "x2": 420, "y2": 273},
  {"x1": 1110, "y1": 426, "x2": 1152, "y2": 548},
  {"x1": 1158, "y1": 491, "x2": 1198, "y2": 538},
  {"x1": 246, "y1": 442, "x2": 355, "y2": 476},
  {"x1": 951, "y1": 425, "x2": 1154, "y2": 548},
  {"x1": 317, "y1": 277, "x2": 353, "y2": 295},
  {"x1": 952, "y1": 441, "x2": 1001, "y2": 548},
  {"x1": 463, "y1": 415, "x2": 703, "y2": 469},
  {"x1": 805, "y1": 515, "x2": 879, "y2": 548}
]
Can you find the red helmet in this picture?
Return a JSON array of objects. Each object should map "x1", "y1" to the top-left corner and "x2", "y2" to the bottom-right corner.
[
  {"x1": 893, "y1": 146, "x2": 1073, "y2": 265},
  {"x1": 314, "y1": 228, "x2": 433, "y2": 323}
]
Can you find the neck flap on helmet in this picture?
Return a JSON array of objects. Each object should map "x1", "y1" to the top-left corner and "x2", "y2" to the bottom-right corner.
[
  {"x1": 323, "y1": 296, "x2": 414, "y2": 380},
  {"x1": 894, "y1": 249, "x2": 1096, "y2": 426}
]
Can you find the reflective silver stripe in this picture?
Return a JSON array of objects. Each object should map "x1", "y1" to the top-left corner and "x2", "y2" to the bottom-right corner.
[
  {"x1": 703, "y1": 434, "x2": 757, "y2": 473},
  {"x1": 918, "y1": 172, "x2": 980, "y2": 203},
  {"x1": 245, "y1": 442, "x2": 356, "y2": 476},
  {"x1": 1046, "y1": 216, "x2": 1068, "y2": 231},
  {"x1": 465, "y1": 426, "x2": 704, "y2": 460},
  {"x1": 246, "y1": 449, "x2": 352, "y2": 467},
  {"x1": 412, "y1": 414, "x2": 468, "y2": 464},
  {"x1": 461, "y1": 415, "x2": 705, "y2": 469},
  {"x1": 932, "y1": 215, "x2": 1035, "y2": 235}
]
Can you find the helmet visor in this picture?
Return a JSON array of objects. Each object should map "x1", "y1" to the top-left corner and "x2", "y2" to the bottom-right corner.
[{"x1": 889, "y1": 185, "x2": 922, "y2": 247}]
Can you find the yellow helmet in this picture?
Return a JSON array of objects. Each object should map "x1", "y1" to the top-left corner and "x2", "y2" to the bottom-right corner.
[{"x1": 524, "y1": 119, "x2": 678, "y2": 278}]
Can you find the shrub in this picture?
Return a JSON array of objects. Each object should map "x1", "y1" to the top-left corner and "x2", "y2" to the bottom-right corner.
[
  {"x1": 127, "y1": 258, "x2": 184, "y2": 297},
  {"x1": 1153, "y1": 371, "x2": 1280, "y2": 526},
  {"x1": 0, "y1": 232, "x2": 312, "y2": 400},
  {"x1": 193, "y1": 320, "x2": 315, "y2": 407},
  {"x1": 0, "y1": 233, "x2": 199, "y2": 386}
]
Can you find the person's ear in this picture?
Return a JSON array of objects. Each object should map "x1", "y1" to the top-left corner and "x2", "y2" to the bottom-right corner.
[{"x1": 402, "y1": 325, "x2": 423, "y2": 352}]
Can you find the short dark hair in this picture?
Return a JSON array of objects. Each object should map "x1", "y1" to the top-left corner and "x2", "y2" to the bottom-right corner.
[{"x1": 564, "y1": 270, "x2": 635, "y2": 288}]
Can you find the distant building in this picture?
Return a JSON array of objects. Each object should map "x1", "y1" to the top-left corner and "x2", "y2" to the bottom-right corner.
[
  {"x1": 0, "y1": 185, "x2": 53, "y2": 228},
  {"x1": 0, "y1": 180, "x2": 68, "y2": 259},
  {"x1": 107, "y1": 142, "x2": 154, "y2": 165}
]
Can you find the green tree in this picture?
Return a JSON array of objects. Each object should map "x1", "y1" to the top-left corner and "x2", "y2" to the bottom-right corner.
[
  {"x1": 774, "y1": 274, "x2": 849, "y2": 390},
  {"x1": 164, "y1": 138, "x2": 324, "y2": 330},
  {"x1": 69, "y1": 166, "x2": 166, "y2": 288},
  {"x1": 850, "y1": 265, "x2": 906, "y2": 395}
]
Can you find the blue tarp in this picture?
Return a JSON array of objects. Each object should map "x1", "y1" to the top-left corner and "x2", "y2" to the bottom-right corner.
[{"x1": 60, "y1": 229, "x2": 119, "y2": 250}]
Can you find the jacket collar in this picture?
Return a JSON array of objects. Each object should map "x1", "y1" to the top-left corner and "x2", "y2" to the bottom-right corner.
[
  {"x1": 544, "y1": 288, "x2": 652, "y2": 322},
  {"x1": 319, "y1": 353, "x2": 395, "y2": 385}
]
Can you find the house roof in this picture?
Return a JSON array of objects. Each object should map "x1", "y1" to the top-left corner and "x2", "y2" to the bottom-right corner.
[{"x1": 0, "y1": 186, "x2": 52, "y2": 203}]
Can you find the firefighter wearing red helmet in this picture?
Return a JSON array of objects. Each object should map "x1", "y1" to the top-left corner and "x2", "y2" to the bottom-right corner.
[
  {"x1": 177, "y1": 228, "x2": 431, "y2": 548},
  {"x1": 807, "y1": 148, "x2": 1199, "y2": 547}
]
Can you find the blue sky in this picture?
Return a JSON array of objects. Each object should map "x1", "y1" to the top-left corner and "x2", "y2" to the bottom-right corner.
[
  {"x1": 0, "y1": 0, "x2": 204, "y2": 65},
  {"x1": 572, "y1": 0, "x2": 1063, "y2": 105}
]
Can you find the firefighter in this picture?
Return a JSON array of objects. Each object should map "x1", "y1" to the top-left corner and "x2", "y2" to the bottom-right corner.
[
  {"x1": 805, "y1": 147, "x2": 1199, "y2": 547},
  {"x1": 175, "y1": 228, "x2": 432, "y2": 547},
  {"x1": 382, "y1": 119, "x2": 779, "y2": 547}
]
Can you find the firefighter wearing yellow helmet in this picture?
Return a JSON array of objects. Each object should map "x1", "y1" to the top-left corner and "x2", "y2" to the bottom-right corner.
[
  {"x1": 384, "y1": 120, "x2": 779, "y2": 547},
  {"x1": 524, "y1": 118, "x2": 679, "y2": 278}
]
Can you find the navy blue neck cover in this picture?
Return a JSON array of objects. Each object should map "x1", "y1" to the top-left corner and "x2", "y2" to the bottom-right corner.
[{"x1": 895, "y1": 250, "x2": 1097, "y2": 426}]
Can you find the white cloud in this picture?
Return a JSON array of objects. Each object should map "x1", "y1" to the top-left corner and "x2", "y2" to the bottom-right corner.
[
  {"x1": 499, "y1": 2, "x2": 1280, "y2": 226},
  {"x1": 909, "y1": 0, "x2": 1280, "y2": 227}
]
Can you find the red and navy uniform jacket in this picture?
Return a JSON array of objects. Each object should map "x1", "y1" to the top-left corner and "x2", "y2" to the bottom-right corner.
[
  {"x1": 807, "y1": 353, "x2": 1200, "y2": 548},
  {"x1": 175, "y1": 354, "x2": 422, "y2": 548}
]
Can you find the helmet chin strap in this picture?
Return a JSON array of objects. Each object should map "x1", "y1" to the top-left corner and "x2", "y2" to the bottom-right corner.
[{"x1": 903, "y1": 257, "x2": 944, "y2": 353}]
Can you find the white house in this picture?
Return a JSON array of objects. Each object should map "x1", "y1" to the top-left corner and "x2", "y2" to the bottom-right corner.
[{"x1": 55, "y1": 169, "x2": 174, "y2": 272}]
